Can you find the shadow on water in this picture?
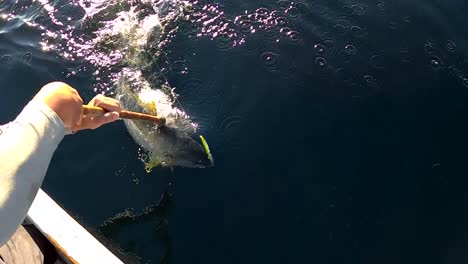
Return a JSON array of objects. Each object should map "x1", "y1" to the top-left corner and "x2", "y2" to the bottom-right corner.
[{"x1": 99, "y1": 191, "x2": 174, "y2": 264}]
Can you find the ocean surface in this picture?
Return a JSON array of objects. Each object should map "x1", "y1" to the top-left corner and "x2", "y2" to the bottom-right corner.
[{"x1": 1, "y1": 0, "x2": 468, "y2": 263}]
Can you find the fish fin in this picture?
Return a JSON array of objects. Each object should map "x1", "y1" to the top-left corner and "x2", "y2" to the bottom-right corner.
[{"x1": 144, "y1": 158, "x2": 162, "y2": 173}]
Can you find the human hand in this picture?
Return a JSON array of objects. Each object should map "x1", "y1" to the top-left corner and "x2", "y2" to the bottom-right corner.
[
  {"x1": 35, "y1": 82, "x2": 84, "y2": 130},
  {"x1": 73, "y1": 94, "x2": 121, "y2": 131}
]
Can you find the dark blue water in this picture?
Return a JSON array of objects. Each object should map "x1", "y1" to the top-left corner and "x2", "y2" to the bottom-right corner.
[{"x1": 2, "y1": 0, "x2": 468, "y2": 263}]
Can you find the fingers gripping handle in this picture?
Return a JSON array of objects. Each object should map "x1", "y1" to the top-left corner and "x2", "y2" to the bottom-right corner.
[{"x1": 82, "y1": 105, "x2": 166, "y2": 127}]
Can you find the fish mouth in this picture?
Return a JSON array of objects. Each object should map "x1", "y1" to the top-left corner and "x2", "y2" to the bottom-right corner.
[{"x1": 199, "y1": 135, "x2": 214, "y2": 167}]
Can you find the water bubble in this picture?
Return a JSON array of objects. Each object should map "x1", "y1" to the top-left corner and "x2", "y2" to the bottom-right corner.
[
  {"x1": 20, "y1": 52, "x2": 32, "y2": 64},
  {"x1": 286, "y1": 7, "x2": 300, "y2": 18},
  {"x1": 377, "y1": 3, "x2": 385, "y2": 10},
  {"x1": 260, "y1": 52, "x2": 280, "y2": 71},
  {"x1": 363, "y1": 75, "x2": 379, "y2": 89},
  {"x1": 351, "y1": 26, "x2": 365, "y2": 38},
  {"x1": 285, "y1": 31, "x2": 301, "y2": 42},
  {"x1": 314, "y1": 43, "x2": 327, "y2": 55},
  {"x1": 429, "y1": 56, "x2": 443, "y2": 70},
  {"x1": 446, "y1": 40, "x2": 456, "y2": 52},
  {"x1": 333, "y1": 24, "x2": 347, "y2": 35},
  {"x1": 315, "y1": 57, "x2": 329, "y2": 70},
  {"x1": 256, "y1": 7, "x2": 269, "y2": 18},
  {"x1": 279, "y1": 27, "x2": 292, "y2": 36},
  {"x1": 275, "y1": 16, "x2": 288, "y2": 26},
  {"x1": 344, "y1": 44, "x2": 357, "y2": 54},
  {"x1": 370, "y1": 55, "x2": 385, "y2": 69}
]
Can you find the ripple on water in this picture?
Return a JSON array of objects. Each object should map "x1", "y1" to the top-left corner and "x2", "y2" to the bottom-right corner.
[
  {"x1": 370, "y1": 55, "x2": 385, "y2": 69},
  {"x1": 315, "y1": 57, "x2": 330, "y2": 71},
  {"x1": 178, "y1": 78, "x2": 207, "y2": 99},
  {"x1": 344, "y1": 44, "x2": 357, "y2": 54},
  {"x1": 285, "y1": 6, "x2": 300, "y2": 19},
  {"x1": 0, "y1": 54, "x2": 12, "y2": 65},
  {"x1": 279, "y1": 27, "x2": 301, "y2": 43},
  {"x1": 336, "y1": 18, "x2": 352, "y2": 28},
  {"x1": 235, "y1": 15, "x2": 254, "y2": 33},
  {"x1": 399, "y1": 48, "x2": 411, "y2": 63},
  {"x1": 239, "y1": 34, "x2": 265, "y2": 55},
  {"x1": 429, "y1": 56, "x2": 444, "y2": 70},
  {"x1": 178, "y1": 78, "x2": 221, "y2": 115},
  {"x1": 20, "y1": 52, "x2": 33, "y2": 65},
  {"x1": 260, "y1": 51, "x2": 280, "y2": 72},
  {"x1": 462, "y1": 77, "x2": 468, "y2": 89},
  {"x1": 263, "y1": 27, "x2": 281, "y2": 42},
  {"x1": 171, "y1": 60, "x2": 189, "y2": 75},
  {"x1": 341, "y1": 5, "x2": 354, "y2": 16},
  {"x1": 363, "y1": 75, "x2": 379, "y2": 90},
  {"x1": 255, "y1": 7, "x2": 269, "y2": 19},
  {"x1": 314, "y1": 43, "x2": 328, "y2": 56},
  {"x1": 351, "y1": 4, "x2": 367, "y2": 16},
  {"x1": 446, "y1": 40, "x2": 456, "y2": 52},
  {"x1": 275, "y1": 16, "x2": 289, "y2": 27},
  {"x1": 215, "y1": 33, "x2": 236, "y2": 51},
  {"x1": 219, "y1": 115, "x2": 243, "y2": 150},
  {"x1": 337, "y1": 50, "x2": 352, "y2": 63},
  {"x1": 424, "y1": 42, "x2": 437, "y2": 55},
  {"x1": 284, "y1": 30, "x2": 301, "y2": 43},
  {"x1": 351, "y1": 26, "x2": 365, "y2": 38},
  {"x1": 386, "y1": 21, "x2": 397, "y2": 30},
  {"x1": 333, "y1": 24, "x2": 347, "y2": 35}
]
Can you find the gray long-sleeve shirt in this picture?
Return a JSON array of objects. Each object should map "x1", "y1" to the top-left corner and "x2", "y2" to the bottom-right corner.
[{"x1": 0, "y1": 99, "x2": 65, "y2": 246}]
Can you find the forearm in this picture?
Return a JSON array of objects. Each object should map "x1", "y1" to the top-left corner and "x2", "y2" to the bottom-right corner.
[{"x1": 0, "y1": 99, "x2": 66, "y2": 246}]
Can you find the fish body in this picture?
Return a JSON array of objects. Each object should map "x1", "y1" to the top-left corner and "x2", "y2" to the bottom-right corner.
[{"x1": 117, "y1": 83, "x2": 213, "y2": 169}]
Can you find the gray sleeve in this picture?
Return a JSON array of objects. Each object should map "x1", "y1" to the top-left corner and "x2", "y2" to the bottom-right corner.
[{"x1": 0, "y1": 99, "x2": 66, "y2": 246}]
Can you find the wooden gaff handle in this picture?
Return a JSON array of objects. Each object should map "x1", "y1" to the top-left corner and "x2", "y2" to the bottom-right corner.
[{"x1": 83, "y1": 105, "x2": 166, "y2": 127}]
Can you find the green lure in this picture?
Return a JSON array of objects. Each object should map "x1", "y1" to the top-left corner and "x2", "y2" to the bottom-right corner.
[{"x1": 199, "y1": 135, "x2": 214, "y2": 164}]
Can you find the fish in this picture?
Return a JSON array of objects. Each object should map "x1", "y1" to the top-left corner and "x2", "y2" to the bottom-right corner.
[
  {"x1": 116, "y1": 80, "x2": 214, "y2": 169},
  {"x1": 88, "y1": 0, "x2": 211, "y2": 169}
]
